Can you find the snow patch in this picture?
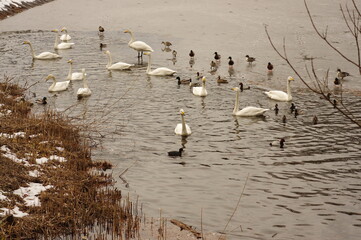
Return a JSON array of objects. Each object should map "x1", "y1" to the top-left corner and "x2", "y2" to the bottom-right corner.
[{"x1": 13, "y1": 182, "x2": 53, "y2": 207}]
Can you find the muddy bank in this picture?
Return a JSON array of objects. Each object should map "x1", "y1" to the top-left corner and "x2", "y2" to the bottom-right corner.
[{"x1": 0, "y1": 0, "x2": 54, "y2": 20}]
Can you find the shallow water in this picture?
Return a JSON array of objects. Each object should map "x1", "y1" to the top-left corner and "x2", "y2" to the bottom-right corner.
[{"x1": 1, "y1": 0, "x2": 361, "y2": 239}]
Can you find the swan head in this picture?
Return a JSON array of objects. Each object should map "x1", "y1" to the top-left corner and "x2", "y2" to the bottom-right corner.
[
  {"x1": 61, "y1": 27, "x2": 67, "y2": 33},
  {"x1": 23, "y1": 41, "x2": 30, "y2": 45},
  {"x1": 143, "y1": 52, "x2": 151, "y2": 56},
  {"x1": 51, "y1": 29, "x2": 59, "y2": 33},
  {"x1": 179, "y1": 109, "x2": 185, "y2": 115},
  {"x1": 67, "y1": 59, "x2": 73, "y2": 64},
  {"x1": 201, "y1": 76, "x2": 206, "y2": 82},
  {"x1": 104, "y1": 50, "x2": 110, "y2": 55},
  {"x1": 45, "y1": 74, "x2": 55, "y2": 81},
  {"x1": 124, "y1": 29, "x2": 131, "y2": 34},
  {"x1": 231, "y1": 87, "x2": 240, "y2": 92},
  {"x1": 287, "y1": 76, "x2": 294, "y2": 81}
]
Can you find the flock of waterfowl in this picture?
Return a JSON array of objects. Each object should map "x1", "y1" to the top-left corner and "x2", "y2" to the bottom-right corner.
[{"x1": 21, "y1": 27, "x2": 349, "y2": 154}]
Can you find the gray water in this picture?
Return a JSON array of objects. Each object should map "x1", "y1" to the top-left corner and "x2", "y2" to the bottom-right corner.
[{"x1": 1, "y1": 0, "x2": 361, "y2": 239}]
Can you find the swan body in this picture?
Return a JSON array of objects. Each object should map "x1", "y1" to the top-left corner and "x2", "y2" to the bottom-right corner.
[
  {"x1": 264, "y1": 76, "x2": 294, "y2": 101},
  {"x1": 23, "y1": 41, "x2": 61, "y2": 60},
  {"x1": 52, "y1": 29, "x2": 75, "y2": 50},
  {"x1": 104, "y1": 50, "x2": 134, "y2": 70},
  {"x1": 232, "y1": 87, "x2": 269, "y2": 116},
  {"x1": 60, "y1": 27, "x2": 71, "y2": 41},
  {"x1": 124, "y1": 30, "x2": 153, "y2": 57},
  {"x1": 77, "y1": 71, "x2": 92, "y2": 98},
  {"x1": 144, "y1": 52, "x2": 176, "y2": 76},
  {"x1": 67, "y1": 59, "x2": 84, "y2": 80},
  {"x1": 192, "y1": 76, "x2": 208, "y2": 96},
  {"x1": 46, "y1": 74, "x2": 70, "y2": 92},
  {"x1": 174, "y1": 109, "x2": 192, "y2": 136}
]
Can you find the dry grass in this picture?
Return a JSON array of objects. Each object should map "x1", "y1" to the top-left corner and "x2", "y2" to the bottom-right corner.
[{"x1": 0, "y1": 76, "x2": 141, "y2": 239}]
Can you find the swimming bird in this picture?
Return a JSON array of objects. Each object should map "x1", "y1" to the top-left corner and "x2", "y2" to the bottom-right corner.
[
  {"x1": 174, "y1": 109, "x2": 192, "y2": 136},
  {"x1": 104, "y1": 50, "x2": 134, "y2": 70},
  {"x1": 189, "y1": 79, "x2": 200, "y2": 88},
  {"x1": 270, "y1": 138, "x2": 285, "y2": 148},
  {"x1": 177, "y1": 76, "x2": 191, "y2": 85},
  {"x1": 232, "y1": 87, "x2": 269, "y2": 116},
  {"x1": 60, "y1": 27, "x2": 71, "y2": 41},
  {"x1": 336, "y1": 68, "x2": 350, "y2": 80},
  {"x1": 238, "y1": 82, "x2": 250, "y2": 92},
  {"x1": 313, "y1": 115, "x2": 318, "y2": 125},
  {"x1": 67, "y1": 60, "x2": 84, "y2": 80},
  {"x1": 334, "y1": 77, "x2": 341, "y2": 85},
  {"x1": 45, "y1": 74, "x2": 70, "y2": 92},
  {"x1": 168, "y1": 148, "x2": 184, "y2": 157},
  {"x1": 124, "y1": 29, "x2": 154, "y2": 59},
  {"x1": 23, "y1": 41, "x2": 61, "y2": 60},
  {"x1": 172, "y1": 50, "x2": 177, "y2": 58},
  {"x1": 35, "y1": 97, "x2": 47, "y2": 105},
  {"x1": 217, "y1": 76, "x2": 228, "y2": 83},
  {"x1": 214, "y1": 52, "x2": 221, "y2": 61},
  {"x1": 161, "y1": 41, "x2": 172, "y2": 47},
  {"x1": 245, "y1": 55, "x2": 256, "y2": 64},
  {"x1": 274, "y1": 104, "x2": 279, "y2": 115},
  {"x1": 189, "y1": 50, "x2": 195, "y2": 58},
  {"x1": 228, "y1": 56, "x2": 234, "y2": 67},
  {"x1": 192, "y1": 76, "x2": 208, "y2": 96},
  {"x1": 267, "y1": 62, "x2": 274, "y2": 71},
  {"x1": 196, "y1": 72, "x2": 202, "y2": 80},
  {"x1": 77, "y1": 71, "x2": 92, "y2": 99},
  {"x1": 210, "y1": 61, "x2": 217, "y2": 71},
  {"x1": 144, "y1": 52, "x2": 176, "y2": 76},
  {"x1": 100, "y1": 43, "x2": 107, "y2": 50},
  {"x1": 52, "y1": 29, "x2": 75, "y2": 50},
  {"x1": 290, "y1": 103, "x2": 296, "y2": 113},
  {"x1": 264, "y1": 76, "x2": 294, "y2": 101},
  {"x1": 98, "y1": 26, "x2": 105, "y2": 36},
  {"x1": 282, "y1": 115, "x2": 287, "y2": 123}
]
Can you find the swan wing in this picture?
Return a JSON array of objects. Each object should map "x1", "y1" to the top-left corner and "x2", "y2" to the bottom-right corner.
[
  {"x1": 57, "y1": 42, "x2": 75, "y2": 49},
  {"x1": 149, "y1": 67, "x2": 176, "y2": 76},
  {"x1": 71, "y1": 72, "x2": 84, "y2": 80},
  {"x1": 36, "y1": 52, "x2": 61, "y2": 59},
  {"x1": 49, "y1": 81, "x2": 70, "y2": 92},
  {"x1": 60, "y1": 34, "x2": 71, "y2": 41},
  {"x1": 192, "y1": 86, "x2": 207, "y2": 96},
  {"x1": 130, "y1": 41, "x2": 154, "y2": 52},
  {"x1": 109, "y1": 62, "x2": 134, "y2": 70},
  {"x1": 174, "y1": 123, "x2": 191, "y2": 136},
  {"x1": 235, "y1": 106, "x2": 269, "y2": 116},
  {"x1": 77, "y1": 88, "x2": 92, "y2": 96},
  {"x1": 264, "y1": 90, "x2": 289, "y2": 101}
]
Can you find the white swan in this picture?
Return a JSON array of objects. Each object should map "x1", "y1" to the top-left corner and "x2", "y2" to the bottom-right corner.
[
  {"x1": 67, "y1": 60, "x2": 84, "y2": 80},
  {"x1": 174, "y1": 109, "x2": 192, "y2": 136},
  {"x1": 124, "y1": 29, "x2": 154, "y2": 58},
  {"x1": 144, "y1": 52, "x2": 176, "y2": 76},
  {"x1": 192, "y1": 76, "x2": 208, "y2": 97},
  {"x1": 52, "y1": 29, "x2": 75, "y2": 50},
  {"x1": 46, "y1": 74, "x2": 70, "y2": 92},
  {"x1": 264, "y1": 76, "x2": 294, "y2": 101},
  {"x1": 104, "y1": 50, "x2": 134, "y2": 70},
  {"x1": 60, "y1": 27, "x2": 71, "y2": 41},
  {"x1": 232, "y1": 87, "x2": 269, "y2": 116},
  {"x1": 23, "y1": 41, "x2": 61, "y2": 60},
  {"x1": 77, "y1": 71, "x2": 92, "y2": 98}
]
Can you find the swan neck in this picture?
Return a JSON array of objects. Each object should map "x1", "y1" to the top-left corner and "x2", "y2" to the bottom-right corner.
[
  {"x1": 54, "y1": 32, "x2": 59, "y2": 48},
  {"x1": 106, "y1": 52, "x2": 112, "y2": 68},
  {"x1": 128, "y1": 32, "x2": 135, "y2": 45},
  {"x1": 83, "y1": 75, "x2": 89, "y2": 88},
  {"x1": 287, "y1": 80, "x2": 292, "y2": 100},
  {"x1": 233, "y1": 90, "x2": 240, "y2": 114},
  {"x1": 181, "y1": 114, "x2": 187, "y2": 135},
  {"x1": 27, "y1": 43, "x2": 36, "y2": 58},
  {"x1": 67, "y1": 63, "x2": 72, "y2": 78}
]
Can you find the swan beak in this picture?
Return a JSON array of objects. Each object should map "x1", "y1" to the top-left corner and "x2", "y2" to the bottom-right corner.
[
  {"x1": 124, "y1": 30, "x2": 129, "y2": 33},
  {"x1": 143, "y1": 52, "x2": 150, "y2": 56},
  {"x1": 231, "y1": 87, "x2": 239, "y2": 91},
  {"x1": 288, "y1": 76, "x2": 295, "y2": 81},
  {"x1": 23, "y1": 41, "x2": 28, "y2": 44},
  {"x1": 51, "y1": 29, "x2": 58, "y2": 33},
  {"x1": 202, "y1": 77, "x2": 206, "y2": 82},
  {"x1": 67, "y1": 59, "x2": 72, "y2": 63}
]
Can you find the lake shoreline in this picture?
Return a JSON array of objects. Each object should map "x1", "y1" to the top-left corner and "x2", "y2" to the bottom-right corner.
[{"x1": 0, "y1": 0, "x2": 54, "y2": 20}]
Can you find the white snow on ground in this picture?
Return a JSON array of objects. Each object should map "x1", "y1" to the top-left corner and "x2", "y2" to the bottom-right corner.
[
  {"x1": 36, "y1": 155, "x2": 67, "y2": 164},
  {"x1": 0, "y1": 206, "x2": 28, "y2": 217},
  {"x1": 13, "y1": 182, "x2": 53, "y2": 206},
  {"x1": 0, "y1": 131, "x2": 26, "y2": 138},
  {"x1": 0, "y1": 0, "x2": 36, "y2": 11},
  {"x1": 0, "y1": 145, "x2": 29, "y2": 165},
  {"x1": 0, "y1": 191, "x2": 8, "y2": 201}
]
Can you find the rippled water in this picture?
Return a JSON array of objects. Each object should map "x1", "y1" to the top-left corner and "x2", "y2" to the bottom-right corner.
[{"x1": 1, "y1": 8, "x2": 361, "y2": 240}]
